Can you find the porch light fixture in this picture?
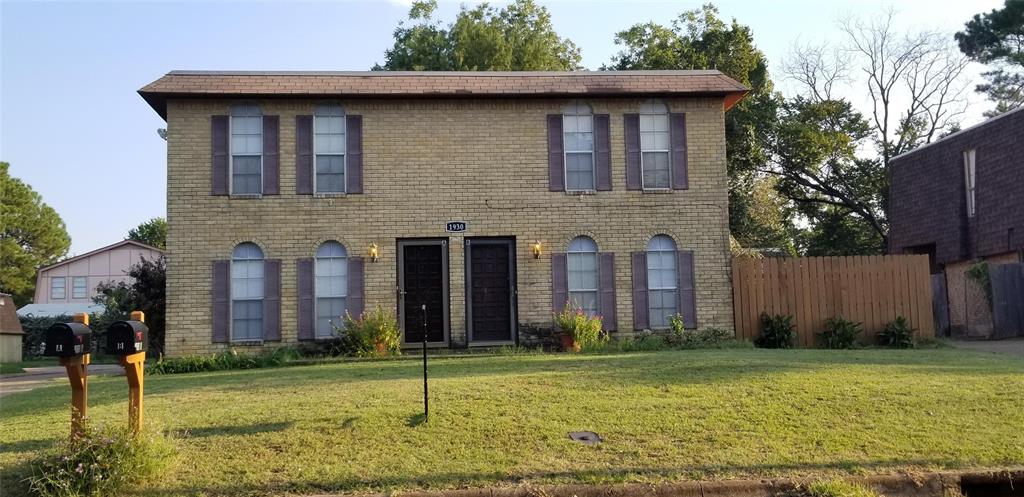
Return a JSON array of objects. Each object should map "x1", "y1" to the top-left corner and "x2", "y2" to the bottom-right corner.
[
  {"x1": 532, "y1": 240, "x2": 542, "y2": 259},
  {"x1": 368, "y1": 243, "x2": 379, "y2": 263}
]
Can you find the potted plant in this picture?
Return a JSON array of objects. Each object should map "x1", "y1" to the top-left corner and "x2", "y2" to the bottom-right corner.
[{"x1": 554, "y1": 302, "x2": 605, "y2": 352}]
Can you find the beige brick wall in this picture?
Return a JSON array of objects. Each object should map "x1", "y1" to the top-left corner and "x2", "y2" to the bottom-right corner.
[{"x1": 164, "y1": 97, "x2": 733, "y2": 356}]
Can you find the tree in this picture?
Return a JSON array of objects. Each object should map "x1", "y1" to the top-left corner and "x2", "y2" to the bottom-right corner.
[
  {"x1": 956, "y1": 0, "x2": 1024, "y2": 114},
  {"x1": 607, "y1": 4, "x2": 793, "y2": 252},
  {"x1": 0, "y1": 162, "x2": 71, "y2": 306},
  {"x1": 376, "y1": 0, "x2": 582, "y2": 71},
  {"x1": 128, "y1": 217, "x2": 167, "y2": 249},
  {"x1": 94, "y1": 256, "x2": 166, "y2": 355}
]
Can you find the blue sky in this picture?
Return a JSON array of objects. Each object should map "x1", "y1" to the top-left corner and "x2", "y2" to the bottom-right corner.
[{"x1": 0, "y1": 0, "x2": 1001, "y2": 255}]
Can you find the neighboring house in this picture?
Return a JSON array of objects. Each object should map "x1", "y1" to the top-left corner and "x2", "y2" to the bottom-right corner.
[
  {"x1": 1, "y1": 294, "x2": 25, "y2": 363},
  {"x1": 19, "y1": 240, "x2": 164, "y2": 317},
  {"x1": 139, "y1": 70, "x2": 747, "y2": 357},
  {"x1": 889, "y1": 106, "x2": 1024, "y2": 338}
]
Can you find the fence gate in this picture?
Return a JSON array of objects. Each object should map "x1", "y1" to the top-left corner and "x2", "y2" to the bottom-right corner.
[{"x1": 990, "y1": 263, "x2": 1024, "y2": 339}]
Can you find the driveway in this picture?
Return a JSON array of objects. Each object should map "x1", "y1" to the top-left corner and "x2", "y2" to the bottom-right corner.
[
  {"x1": 946, "y1": 338, "x2": 1024, "y2": 359},
  {"x1": 0, "y1": 364, "x2": 124, "y2": 398}
]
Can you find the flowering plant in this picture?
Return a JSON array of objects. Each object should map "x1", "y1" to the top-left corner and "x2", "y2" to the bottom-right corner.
[
  {"x1": 553, "y1": 301, "x2": 607, "y2": 349},
  {"x1": 335, "y1": 305, "x2": 401, "y2": 357}
]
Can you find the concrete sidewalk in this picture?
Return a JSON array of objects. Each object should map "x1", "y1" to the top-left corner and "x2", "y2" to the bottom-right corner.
[{"x1": 0, "y1": 364, "x2": 124, "y2": 398}]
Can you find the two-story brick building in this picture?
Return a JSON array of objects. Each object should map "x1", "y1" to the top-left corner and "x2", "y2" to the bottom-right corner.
[
  {"x1": 889, "y1": 106, "x2": 1024, "y2": 338},
  {"x1": 139, "y1": 71, "x2": 747, "y2": 357}
]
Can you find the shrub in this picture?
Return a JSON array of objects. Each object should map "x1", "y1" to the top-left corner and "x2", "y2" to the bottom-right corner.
[
  {"x1": 147, "y1": 347, "x2": 299, "y2": 375},
  {"x1": 28, "y1": 423, "x2": 175, "y2": 497},
  {"x1": 877, "y1": 316, "x2": 915, "y2": 349},
  {"x1": 553, "y1": 302, "x2": 607, "y2": 350},
  {"x1": 336, "y1": 305, "x2": 401, "y2": 358},
  {"x1": 668, "y1": 315, "x2": 735, "y2": 348},
  {"x1": 756, "y1": 313, "x2": 795, "y2": 349},
  {"x1": 818, "y1": 316, "x2": 862, "y2": 349},
  {"x1": 19, "y1": 314, "x2": 74, "y2": 359}
]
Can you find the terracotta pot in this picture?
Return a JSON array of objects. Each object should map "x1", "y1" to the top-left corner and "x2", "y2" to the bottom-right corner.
[
  {"x1": 374, "y1": 340, "x2": 388, "y2": 356},
  {"x1": 560, "y1": 333, "x2": 579, "y2": 353}
]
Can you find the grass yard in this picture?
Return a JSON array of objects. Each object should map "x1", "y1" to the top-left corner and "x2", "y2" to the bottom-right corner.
[{"x1": 2, "y1": 349, "x2": 1023, "y2": 496}]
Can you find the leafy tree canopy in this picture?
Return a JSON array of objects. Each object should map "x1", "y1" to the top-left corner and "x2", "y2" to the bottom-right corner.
[
  {"x1": 376, "y1": 0, "x2": 582, "y2": 71},
  {"x1": 128, "y1": 217, "x2": 167, "y2": 249},
  {"x1": 0, "y1": 162, "x2": 71, "y2": 306},
  {"x1": 94, "y1": 255, "x2": 166, "y2": 355},
  {"x1": 956, "y1": 0, "x2": 1024, "y2": 113}
]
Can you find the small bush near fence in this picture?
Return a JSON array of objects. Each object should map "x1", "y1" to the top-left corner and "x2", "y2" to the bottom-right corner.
[
  {"x1": 756, "y1": 313, "x2": 796, "y2": 349},
  {"x1": 818, "y1": 316, "x2": 863, "y2": 349},
  {"x1": 20, "y1": 314, "x2": 74, "y2": 359},
  {"x1": 28, "y1": 423, "x2": 175, "y2": 497},
  {"x1": 877, "y1": 317, "x2": 916, "y2": 349}
]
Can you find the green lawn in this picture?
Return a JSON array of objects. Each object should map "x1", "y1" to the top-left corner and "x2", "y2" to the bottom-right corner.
[{"x1": 2, "y1": 349, "x2": 1023, "y2": 496}]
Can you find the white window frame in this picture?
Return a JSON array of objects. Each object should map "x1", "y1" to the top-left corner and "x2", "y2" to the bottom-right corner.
[
  {"x1": 72, "y1": 276, "x2": 88, "y2": 299},
  {"x1": 313, "y1": 104, "x2": 347, "y2": 195},
  {"x1": 639, "y1": 100, "x2": 672, "y2": 190},
  {"x1": 50, "y1": 277, "x2": 66, "y2": 300},
  {"x1": 229, "y1": 103, "x2": 263, "y2": 196},
  {"x1": 314, "y1": 241, "x2": 348, "y2": 339},
  {"x1": 230, "y1": 242, "x2": 265, "y2": 342},
  {"x1": 567, "y1": 236, "x2": 599, "y2": 316},
  {"x1": 647, "y1": 235, "x2": 678, "y2": 329},
  {"x1": 963, "y1": 149, "x2": 976, "y2": 218},
  {"x1": 562, "y1": 101, "x2": 596, "y2": 192}
]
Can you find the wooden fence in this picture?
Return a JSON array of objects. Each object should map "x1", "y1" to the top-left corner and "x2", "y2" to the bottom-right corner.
[{"x1": 732, "y1": 255, "x2": 935, "y2": 346}]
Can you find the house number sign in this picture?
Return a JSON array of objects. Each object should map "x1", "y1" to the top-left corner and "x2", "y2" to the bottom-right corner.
[{"x1": 446, "y1": 221, "x2": 467, "y2": 233}]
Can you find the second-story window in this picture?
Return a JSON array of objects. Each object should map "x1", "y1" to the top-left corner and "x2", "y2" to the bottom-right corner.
[
  {"x1": 640, "y1": 100, "x2": 671, "y2": 189},
  {"x1": 563, "y1": 101, "x2": 595, "y2": 191},
  {"x1": 230, "y1": 103, "x2": 263, "y2": 195},
  {"x1": 963, "y1": 149, "x2": 976, "y2": 218},
  {"x1": 315, "y1": 104, "x2": 346, "y2": 194}
]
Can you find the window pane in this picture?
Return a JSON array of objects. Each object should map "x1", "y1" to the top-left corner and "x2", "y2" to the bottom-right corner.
[
  {"x1": 315, "y1": 133, "x2": 346, "y2": 155},
  {"x1": 569, "y1": 291, "x2": 599, "y2": 316},
  {"x1": 565, "y1": 153, "x2": 594, "y2": 190},
  {"x1": 315, "y1": 155, "x2": 345, "y2": 193},
  {"x1": 316, "y1": 297, "x2": 347, "y2": 338},
  {"x1": 648, "y1": 289, "x2": 678, "y2": 329},
  {"x1": 51, "y1": 278, "x2": 66, "y2": 299},
  {"x1": 72, "y1": 277, "x2": 88, "y2": 298},
  {"x1": 643, "y1": 152, "x2": 671, "y2": 189},
  {"x1": 232, "y1": 300, "x2": 263, "y2": 340},
  {"x1": 232, "y1": 260, "x2": 264, "y2": 299},
  {"x1": 567, "y1": 253, "x2": 598, "y2": 290},
  {"x1": 565, "y1": 131, "x2": 593, "y2": 152},
  {"x1": 232, "y1": 156, "x2": 262, "y2": 194}
]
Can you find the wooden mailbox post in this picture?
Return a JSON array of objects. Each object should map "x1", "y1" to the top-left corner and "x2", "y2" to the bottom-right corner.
[
  {"x1": 57, "y1": 313, "x2": 91, "y2": 439},
  {"x1": 116, "y1": 310, "x2": 147, "y2": 435}
]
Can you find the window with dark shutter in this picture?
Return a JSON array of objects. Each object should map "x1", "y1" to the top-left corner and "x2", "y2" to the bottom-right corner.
[
  {"x1": 211, "y1": 260, "x2": 230, "y2": 342},
  {"x1": 262, "y1": 116, "x2": 280, "y2": 195},
  {"x1": 594, "y1": 114, "x2": 612, "y2": 191},
  {"x1": 295, "y1": 115, "x2": 314, "y2": 195},
  {"x1": 263, "y1": 259, "x2": 282, "y2": 340},
  {"x1": 624, "y1": 114, "x2": 642, "y2": 191},
  {"x1": 211, "y1": 116, "x2": 229, "y2": 195},
  {"x1": 599, "y1": 253, "x2": 617, "y2": 331},
  {"x1": 347, "y1": 115, "x2": 363, "y2": 194},
  {"x1": 347, "y1": 257, "x2": 365, "y2": 318},
  {"x1": 547, "y1": 114, "x2": 565, "y2": 192},
  {"x1": 631, "y1": 252, "x2": 649, "y2": 330},
  {"x1": 678, "y1": 250, "x2": 697, "y2": 328},
  {"x1": 296, "y1": 258, "x2": 315, "y2": 340},
  {"x1": 551, "y1": 253, "x2": 568, "y2": 313}
]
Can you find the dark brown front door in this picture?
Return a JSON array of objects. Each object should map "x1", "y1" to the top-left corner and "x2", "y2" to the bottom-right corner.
[
  {"x1": 466, "y1": 238, "x2": 516, "y2": 344},
  {"x1": 399, "y1": 240, "x2": 448, "y2": 345}
]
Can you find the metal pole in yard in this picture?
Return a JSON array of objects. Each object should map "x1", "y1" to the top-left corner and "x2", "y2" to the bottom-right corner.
[{"x1": 421, "y1": 304, "x2": 428, "y2": 422}]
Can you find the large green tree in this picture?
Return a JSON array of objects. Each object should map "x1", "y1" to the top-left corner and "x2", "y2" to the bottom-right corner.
[
  {"x1": 128, "y1": 217, "x2": 167, "y2": 249},
  {"x1": 956, "y1": 0, "x2": 1024, "y2": 114},
  {"x1": 0, "y1": 162, "x2": 71, "y2": 306},
  {"x1": 376, "y1": 0, "x2": 582, "y2": 71},
  {"x1": 607, "y1": 4, "x2": 793, "y2": 252}
]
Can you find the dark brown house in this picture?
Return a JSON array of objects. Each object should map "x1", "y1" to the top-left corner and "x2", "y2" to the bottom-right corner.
[{"x1": 889, "y1": 106, "x2": 1024, "y2": 338}]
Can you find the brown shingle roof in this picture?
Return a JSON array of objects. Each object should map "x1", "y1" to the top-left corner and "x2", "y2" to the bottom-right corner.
[{"x1": 139, "y1": 70, "x2": 749, "y2": 119}]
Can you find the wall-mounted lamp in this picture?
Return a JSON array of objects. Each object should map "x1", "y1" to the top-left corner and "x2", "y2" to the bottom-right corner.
[
  {"x1": 368, "y1": 243, "x2": 379, "y2": 263},
  {"x1": 532, "y1": 240, "x2": 543, "y2": 259}
]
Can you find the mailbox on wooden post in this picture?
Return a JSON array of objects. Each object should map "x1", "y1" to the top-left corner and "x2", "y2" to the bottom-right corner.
[
  {"x1": 43, "y1": 313, "x2": 92, "y2": 439},
  {"x1": 109, "y1": 310, "x2": 147, "y2": 435}
]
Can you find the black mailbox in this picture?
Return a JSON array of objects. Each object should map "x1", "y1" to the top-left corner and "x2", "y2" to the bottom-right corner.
[
  {"x1": 107, "y1": 320, "x2": 148, "y2": 355},
  {"x1": 43, "y1": 322, "x2": 93, "y2": 357}
]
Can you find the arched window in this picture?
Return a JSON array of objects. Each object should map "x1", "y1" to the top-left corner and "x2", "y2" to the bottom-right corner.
[
  {"x1": 231, "y1": 242, "x2": 264, "y2": 340},
  {"x1": 230, "y1": 103, "x2": 263, "y2": 194},
  {"x1": 639, "y1": 99, "x2": 671, "y2": 189},
  {"x1": 646, "y1": 235, "x2": 678, "y2": 328},
  {"x1": 314, "y1": 104, "x2": 346, "y2": 194},
  {"x1": 563, "y1": 101, "x2": 595, "y2": 191},
  {"x1": 567, "y1": 236, "x2": 599, "y2": 315},
  {"x1": 315, "y1": 241, "x2": 348, "y2": 338}
]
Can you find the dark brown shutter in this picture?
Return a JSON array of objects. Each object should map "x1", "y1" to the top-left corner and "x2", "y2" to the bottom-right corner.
[
  {"x1": 346, "y1": 115, "x2": 363, "y2": 194},
  {"x1": 594, "y1": 114, "x2": 612, "y2": 191},
  {"x1": 296, "y1": 258, "x2": 314, "y2": 341},
  {"x1": 211, "y1": 260, "x2": 230, "y2": 342},
  {"x1": 551, "y1": 253, "x2": 567, "y2": 313},
  {"x1": 599, "y1": 252, "x2": 617, "y2": 331},
  {"x1": 678, "y1": 250, "x2": 697, "y2": 329},
  {"x1": 670, "y1": 113, "x2": 689, "y2": 190},
  {"x1": 624, "y1": 114, "x2": 641, "y2": 190},
  {"x1": 262, "y1": 115, "x2": 280, "y2": 195},
  {"x1": 547, "y1": 114, "x2": 565, "y2": 192},
  {"x1": 211, "y1": 116, "x2": 229, "y2": 195},
  {"x1": 347, "y1": 257, "x2": 365, "y2": 319},
  {"x1": 263, "y1": 259, "x2": 281, "y2": 341},
  {"x1": 295, "y1": 115, "x2": 313, "y2": 195},
  {"x1": 631, "y1": 252, "x2": 649, "y2": 330}
]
